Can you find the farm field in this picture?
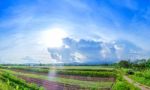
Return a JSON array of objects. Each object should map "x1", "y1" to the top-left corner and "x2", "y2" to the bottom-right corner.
[
  {"x1": 1, "y1": 0, "x2": 150, "y2": 90},
  {"x1": 0, "y1": 65, "x2": 141, "y2": 90},
  {"x1": 0, "y1": 66, "x2": 115, "y2": 90}
]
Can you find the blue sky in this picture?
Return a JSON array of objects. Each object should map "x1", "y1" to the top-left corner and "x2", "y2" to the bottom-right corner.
[{"x1": 0, "y1": 0, "x2": 150, "y2": 64}]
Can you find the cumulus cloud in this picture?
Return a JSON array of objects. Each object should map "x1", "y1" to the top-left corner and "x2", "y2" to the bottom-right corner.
[
  {"x1": 1, "y1": 0, "x2": 150, "y2": 64},
  {"x1": 48, "y1": 37, "x2": 143, "y2": 64}
]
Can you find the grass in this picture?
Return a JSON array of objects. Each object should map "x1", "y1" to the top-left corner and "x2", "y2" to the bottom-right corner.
[
  {"x1": 0, "y1": 70, "x2": 44, "y2": 90},
  {"x1": 56, "y1": 66, "x2": 114, "y2": 70},
  {"x1": 3, "y1": 66, "x2": 116, "y2": 78},
  {"x1": 112, "y1": 69, "x2": 140, "y2": 90},
  {"x1": 129, "y1": 69, "x2": 150, "y2": 87},
  {"x1": 56, "y1": 70, "x2": 117, "y2": 77},
  {"x1": 2, "y1": 66, "x2": 115, "y2": 73},
  {"x1": 0, "y1": 80, "x2": 15, "y2": 90}
]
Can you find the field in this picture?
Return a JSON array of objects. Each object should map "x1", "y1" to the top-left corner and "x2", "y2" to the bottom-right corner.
[{"x1": 0, "y1": 65, "x2": 141, "y2": 90}]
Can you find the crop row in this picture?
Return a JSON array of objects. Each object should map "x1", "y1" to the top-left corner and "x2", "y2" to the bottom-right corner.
[
  {"x1": 56, "y1": 70, "x2": 117, "y2": 77},
  {"x1": 0, "y1": 70, "x2": 43, "y2": 90},
  {"x1": 6, "y1": 68, "x2": 116, "y2": 78},
  {"x1": 2, "y1": 66, "x2": 115, "y2": 73},
  {"x1": 1, "y1": 66, "x2": 117, "y2": 78},
  {"x1": 2, "y1": 69, "x2": 114, "y2": 89}
]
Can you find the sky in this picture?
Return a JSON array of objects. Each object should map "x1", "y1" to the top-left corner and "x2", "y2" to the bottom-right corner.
[{"x1": 0, "y1": 0, "x2": 150, "y2": 64}]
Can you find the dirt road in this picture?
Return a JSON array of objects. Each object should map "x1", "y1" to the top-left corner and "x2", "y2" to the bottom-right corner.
[{"x1": 123, "y1": 76, "x2": 150, "y2": 90}]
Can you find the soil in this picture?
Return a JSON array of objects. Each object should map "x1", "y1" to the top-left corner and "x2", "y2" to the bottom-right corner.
[{"x1": 18, "y1": 75, "x2": 111, "y2": 90}]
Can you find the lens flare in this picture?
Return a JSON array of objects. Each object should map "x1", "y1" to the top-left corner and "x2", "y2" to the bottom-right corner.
[{"x1": 39, "y1": 27, "x2": 68, "y2": 48}]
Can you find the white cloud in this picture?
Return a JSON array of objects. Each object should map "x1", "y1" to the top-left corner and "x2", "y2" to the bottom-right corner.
[{"x1": 71, "y1": 52, "x2": 86, "y2": 63}]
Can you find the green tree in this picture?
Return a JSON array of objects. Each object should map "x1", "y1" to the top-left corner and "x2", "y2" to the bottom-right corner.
[
  {"x1": 146, "y1": 58, "x2": 150, "y2": 68},
  {"x1": 118, "y1": 60, "x2": 131, "y2": 68}
]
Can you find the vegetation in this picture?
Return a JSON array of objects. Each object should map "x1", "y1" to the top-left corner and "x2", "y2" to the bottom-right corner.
[
  {"x1": 0, "y1": 69, "x2": 43, "y2": 90},
  {"x1": 116, "y1": 58, "x2": 150, "y2": 89},
  {"x1": 0, "y1": 80, "x2": 15, "y2": 90},
  {"x1": 56, "y1": 70, "x2": 117, "y2": 77},
  {"x1": 129, "y1": 70, "x2": 150, "y2": 87},
  {"x1": 0, "y1": 58, "x2": 149, "y2": 90},
  {"x1": 112, "y1": 69, "x2": 140, "y2": 90},
  {"x1": 117, "y1": 58, "x2": 150, "y2": 70},
  {"x1": 1, "y1": 69, "x2": 114, "y2": 89}
]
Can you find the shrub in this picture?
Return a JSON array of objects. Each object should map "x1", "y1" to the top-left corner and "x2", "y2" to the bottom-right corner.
[{"x1": 127, "y1": 70, "x2": 134, "y2": 75}]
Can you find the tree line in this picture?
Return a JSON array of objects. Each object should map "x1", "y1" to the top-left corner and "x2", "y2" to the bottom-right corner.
[{"x1": 116, "y1": 58, "x2": 150, "y2": 70}]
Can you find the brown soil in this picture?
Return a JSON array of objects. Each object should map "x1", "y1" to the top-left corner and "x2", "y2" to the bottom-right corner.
[{"x1": 18, "y1": 75, "x2": 111, "y2": 90}]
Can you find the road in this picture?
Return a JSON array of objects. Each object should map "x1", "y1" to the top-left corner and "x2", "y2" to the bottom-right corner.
[{"x1": 123, "y1": 76, "x2": 150, "y2": 90}]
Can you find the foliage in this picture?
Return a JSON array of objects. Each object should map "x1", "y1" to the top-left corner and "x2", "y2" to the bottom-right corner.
[
  {"x1": 2, "y1": 69, "x2": 113, "y2": 89},
  {"x1": 130, "y1": 70, "x2": 150, "y2": 86},
  {"x1": 118, "y1": 58, "x2": 150, "y2": 70},
  {"x1": 126, "y1": 69, "x2": 135, "y2": 75},
  {"x1": 0, "y1": 80, "x2": 15, "y2": 90},
  {"x1": 57, "y1": 70, "x2": 117, "y2": 77},
  {"x1": 0, "y1": 70, "x2": 44, "y2": 90},
  {"x1": 112, "y1": 69, "x2": 140, "y2": 90},
  {"x1": 118, "y1": 60, "x2": 131, "y2": 68},
  {"x1": 2, "y1": 66, "x2": 116, "y2": 77}
]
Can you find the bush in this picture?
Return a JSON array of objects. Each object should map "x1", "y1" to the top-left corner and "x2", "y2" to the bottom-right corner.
[
  {"x1": 0, "y1": 71, "x2": 43, "y2": 90},
  {"x1": 112, "y1": 81, "x2": 130, "y2": 90},
  {"x1": 127, "y1": 70, "x2": 134, "y2": 75}
]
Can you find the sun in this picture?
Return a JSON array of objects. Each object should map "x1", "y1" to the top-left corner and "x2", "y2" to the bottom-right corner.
[{"x1": 39, "y1": 27, "x2": 67, "y2": 48}]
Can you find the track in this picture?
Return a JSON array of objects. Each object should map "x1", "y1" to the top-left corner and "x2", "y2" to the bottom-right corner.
[{"x1": 123, "y1": 76, "x2": 150, "y2": 90}]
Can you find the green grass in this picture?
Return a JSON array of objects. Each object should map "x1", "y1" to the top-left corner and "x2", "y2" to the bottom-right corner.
[
  {"x1": 0, "y1": 80, "x2": 15, "y2": 90},
  {"x1": 4, "y1": 66, "x2": 116, "y2": 77},
  {"x1": 0, "y1": 70, "x2": 44, "y2": 90},
  {"x1": 112, "y1": 80, "x2": 140, "y2": 90},
  {"x1": 56, "y1": 66, "x2": 114, "y2": 70},
  {"x1": 2, "y1": 66, "x2": 115, "y2": 73},
  {"x1": 56, "y1": 70, "x2": 117, "y2": 77},
  {"x1": 112, "y1": 69, "x2": 140, "y2": 90},
  {"x1": 129, "y1": 69, "x2": 150, "y2": 87}
]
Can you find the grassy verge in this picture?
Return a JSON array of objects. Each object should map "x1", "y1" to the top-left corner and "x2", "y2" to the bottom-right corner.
[
  {"x1": 112, "y1": 69, "x2": 140, "y2": 90},
  {"x1": 129, "y1": 70, "x2": 150, "y2": 87},
  {"x1": 0, "y1": 80, "x2": 15, "y2": 90},
  {"x1": 0, "y1": 70, "x2": 44, "y2": 90}
]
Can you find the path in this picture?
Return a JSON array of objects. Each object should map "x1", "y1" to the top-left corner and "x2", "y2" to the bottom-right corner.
[{"x1": 123, "y1": 76, "x2": 150, "y2": 90}]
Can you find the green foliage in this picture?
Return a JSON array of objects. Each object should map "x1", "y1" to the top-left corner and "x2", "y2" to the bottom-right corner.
[
  {"x1": 126, "y1": 69, "x2": 135, "y2": 75},
  {"x1": 112, "y1": 80, "x2": 140, "y2": 90},
  {"x1": 2, "y1": 69, "x2": 114, "y2": 89},
  {"x1": 130, "y1": 70, "x2": 150, "y2": 86},
  {"x1": 0, "y1": 70, "x2": 44, "y2": 90},
  {"x1": 112, "y1": 69, "x2": 140, "y2": 90},
  {"x1": 118, "y1": 60, "x2": 131, "y2": 68},
  {"x1": 0, "y1": 80, "x2": 15, "y2": 90},
  {"x1": 146, "y1": 59, "x2": 150, "y2": 68},
  {"x1": 117, "y1": 58, "x2": 150, "y2": 70},
  {"x1": 2, "y1": 66, "x2": 117, "y2": 77},
  {"x1": 56, "y1": 70, "x2": 117, "y2": 77},
  {"x1": 112, "y1": 80, "x2": 130, "y2": 90}
]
